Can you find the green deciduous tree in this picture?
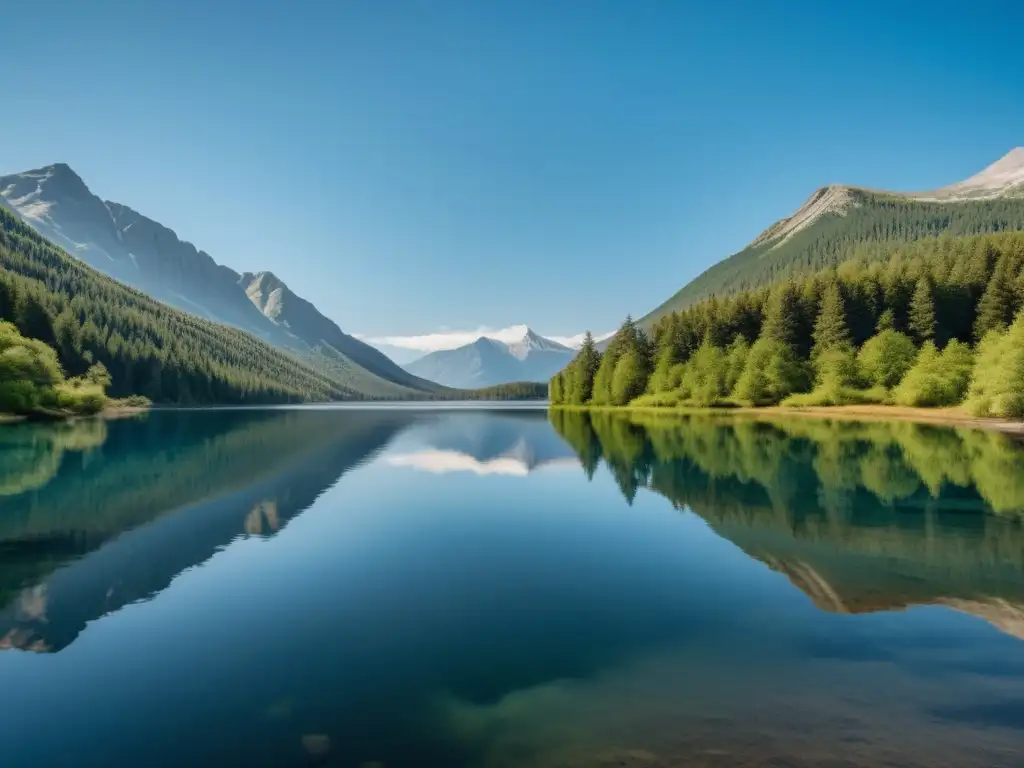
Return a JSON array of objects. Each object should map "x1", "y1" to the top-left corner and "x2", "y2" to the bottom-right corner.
[
  {"x1": 893, "y1": 340, "x2": 973, "y2": 407},
  {"x1": 858, "y1": 330, "x2": 917, "y2": 389},
  {"x1": 732, "y1": 338, "x2": 809, "y2": 406},
  {"x1": 965, "y1": 312, "x2": 1024, "y2": 418}
]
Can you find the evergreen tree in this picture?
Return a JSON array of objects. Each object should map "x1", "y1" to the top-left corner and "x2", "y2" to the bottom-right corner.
[
  {"x1": 908, "y1": 275, "x2": 936, "y2": 345},
  {"x1": 549, "y1": 372, "x2": 564, "y2": 404},
  {"x1": 876, "y1": 308, "x2": 895, "y2": 332},
  {"x1": 811, "y1": 280, "x2": 852, "y2": 357},
  {"x1": 562, "y1": 331, "x2": 601, "y2": 404},
  {"x1": 647, "y1": 344, "x2": 679, "y2": 394},
  {"x1": 974, "y1": 255, "x2": 1019, "y2": 341},
  {"x1": 761, "y1": 282, "x2": 803, "y2": 351}
]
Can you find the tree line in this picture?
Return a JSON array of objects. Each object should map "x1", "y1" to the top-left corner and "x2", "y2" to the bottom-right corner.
[
  {"x1": 0, "y1": 207, "x2": 367, "y2": 404},
  {"x1": 647, "y1": 190, "x2": 1024, "y2": 322},
  {"x1": 552, "y1": 231, "x2": 1024, "y2": 418}
]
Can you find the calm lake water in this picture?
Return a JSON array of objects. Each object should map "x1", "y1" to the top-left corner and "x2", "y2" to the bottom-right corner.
[{"x1": 1, "y1": 406, "x2": 1023, "y2": 767}]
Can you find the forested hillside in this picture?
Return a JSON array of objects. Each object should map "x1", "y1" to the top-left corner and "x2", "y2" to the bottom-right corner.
[
  {"x1": 554, "y1": 231, "x2": 1024, "y2": 418},
  {"x1": 641, "y1": 192, "x2": 1024, "y2": 329},
  {"x1": 0, "y1": 164, "x2": 441, "y2": 397},
  {"x1": 0, "y1": 207, "x2": 362, "y2": 404}
]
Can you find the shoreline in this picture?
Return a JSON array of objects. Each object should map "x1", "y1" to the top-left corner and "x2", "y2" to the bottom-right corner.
[
  {"x1": 551, "y1": 403, "x2": 1024, "y2": 437},
  {"x1": 0, "y1": 404, "x2": 150, "y2": 426}
]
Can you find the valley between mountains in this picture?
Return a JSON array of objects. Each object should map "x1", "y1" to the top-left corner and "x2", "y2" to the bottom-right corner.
[{"x1": 2, "y1": 149, "x2": 1024, "y2": 410}]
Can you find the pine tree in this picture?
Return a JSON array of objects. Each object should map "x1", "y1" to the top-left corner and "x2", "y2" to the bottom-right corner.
[
  {"x1": 572, "y1": 332, "x2": 601, "y2": 403},
  {"x1": 876, "y1": 308, "x2": 896, "y2": 332},
  {"x1": 761, "y1": 282, "x2": 803, "y2": 350},
  {"x1": 811, "y1": 281, "x2": 852, "y2": 357},
  {"x1": 908, "y1": 275, "x2": 936, "y2": 345},
  {"x1": 974, "y1": 255, "x2": 1019, "y2": 341}
]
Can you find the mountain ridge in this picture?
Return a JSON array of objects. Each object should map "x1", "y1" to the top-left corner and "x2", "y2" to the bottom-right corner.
[
  {"x1": 0, "y1": 162, "x2": 438, "y2": 396},
  {"x1": 637, "y1": 147, "x2": 1024, "y2": 331},
  {"x1": 404, "y1": 327, "x2": 574, "y2": 388}
]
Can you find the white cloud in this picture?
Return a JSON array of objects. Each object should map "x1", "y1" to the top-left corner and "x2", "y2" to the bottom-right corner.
[
  {"x1": 546, "y1": 330, "x2": 615, "y2": 348},
  {"x1": 386, "y1": 450, "x2": 579, "y2": 476},
  {"x1": 358, "y1": 325, "x2": 614, "y2": 353}
]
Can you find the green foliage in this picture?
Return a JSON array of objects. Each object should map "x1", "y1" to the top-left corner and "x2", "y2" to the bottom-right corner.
[
  {"x1": 723, "y1": 335, "x2": 750, "y2": 395},
  {"x1": 611, "y1": 350, "x2": 645, "y2": 405},
  {"x1": 761, "y1": 282, "x2": 803, "y2": 349},
  {"x1": 456, "y1": 382, "x2": 549, "y2": 400},
  {"x1": 549, "y1": 372, "x2": 564, "y2": 404},
  {"x1": 811, "y1": 280, "x2": 852, "y2": 356},
  {"x1": 640, "y1": 190, "x2": 1024, "y2": 327},
  {"x1": 973, "y1": 255, "x2": 1020, "y2": 341},
  {"x1": 629, "y1": 391, "x2": 684, "y2": 408},
  {"x1": 0, "y1": 320, "x2": 116, "y2": 415},
  {"x1": 678, "y1": 338, "x2": 729, "y2": 406},
  {"x1": 555, "y1": 331, "x2": 602, "y2": 404},
  {"x1": 908, "y1": 275, "x2": 936, "y2": 345},
  {"x1": 893, "y1": 340, "x2": 974, "y2": 407},
  {"x1": 858, "y1": 330, "x2": 917, "y2": 389},
  {"x1": 553, "y1": 230, "x2": 1024, "y2": 417},
  {"x1": 646, "y1": 345, "x2": 679, "y2": 395},
  {"x1": 732, "y1": 338, "x2": 809, "y2": 406},
  {"x1": 965, "y1": 314, "x2": 1024, "y2": 418},
  {"x1": 0, "y1": 207, "x2": 362, "y2": 404}
]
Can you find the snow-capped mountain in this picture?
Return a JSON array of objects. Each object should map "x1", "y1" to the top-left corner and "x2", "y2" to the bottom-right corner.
[{"x1": 404, "y1": 327, "x2": 574, "y2": 388}]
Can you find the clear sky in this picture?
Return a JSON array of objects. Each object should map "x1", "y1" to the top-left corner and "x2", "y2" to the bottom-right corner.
[{"x1": 3, "y1": 1, "x2": 1023, "y2": 352}]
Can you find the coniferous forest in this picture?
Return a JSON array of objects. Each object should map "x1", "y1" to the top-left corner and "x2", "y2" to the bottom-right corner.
[
  {"x1": 0, "y1": 206, "x2": 550, "y2": 409},
  {"x1": 552, "y1": 231, "x2": 1024, "y2": 419},
  {"x1": 0, "y1": 207, "x2": 364, "y2": 404},
  {"x1": 641, "y1": 191, "x2": 1024, "y2": 325}
]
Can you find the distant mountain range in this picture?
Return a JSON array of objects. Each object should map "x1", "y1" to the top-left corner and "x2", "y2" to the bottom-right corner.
[
  {"x1": 403, "y1": 327, "x2": 574, "y2": 388},
  {"x1": 0, "y1": 163, "x2": 440, "y2": 397},
  {"x1": 635, "y1": 147, "x2": 1024, "y2": 332}
]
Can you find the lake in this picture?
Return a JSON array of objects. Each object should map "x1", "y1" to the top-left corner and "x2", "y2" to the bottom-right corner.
[{"x1": 1, "y1": 406, "x2": 1023, "y2": 767}]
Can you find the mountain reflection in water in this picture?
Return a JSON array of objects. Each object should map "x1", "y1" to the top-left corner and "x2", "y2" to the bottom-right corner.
[{"x1": 0, "y1": 407, "x2": 1021, "y2": 768}]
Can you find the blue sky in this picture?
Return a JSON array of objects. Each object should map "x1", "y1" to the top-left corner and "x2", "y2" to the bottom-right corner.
[{"x1": 3, "y1": 1, "x2": 1023, "y2": 353}]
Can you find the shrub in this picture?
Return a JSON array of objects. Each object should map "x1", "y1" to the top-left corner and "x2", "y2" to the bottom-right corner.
[
  {"x1": 893, "y1": 340, "x2": 974, "y2": 407},
  {"x1": 629, "y1": 391, "x2": 682, "y2": 408},
  {"x1": 732, "y1": 338, "x2": 810, "y2": 406},
  {"x1": 783, "y1": 385, "x2": 888, "y2": 407},
  {"x1": 858, "y1": 330, "x2": 917, "y2": 389}
]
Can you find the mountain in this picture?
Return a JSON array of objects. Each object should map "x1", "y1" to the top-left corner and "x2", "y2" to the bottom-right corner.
[
  {"x1": 638, "y1": 148, "x2": 1024, "y2": 331},
  {"x1": 388, "y1": 410, "x2": 578, "y2": 476},
  {"x1": 239, "y1": 270, "x2": 439, "y2": 392},
  {"x1": 0, "y1": 206, "x2": 358, "y2": 403},
  {"x1": 0, "y1": 163, "x2": 439, "y2": 396},
  {"x1": 404, "y1": 327, "x2": 573, "y2": 388}
]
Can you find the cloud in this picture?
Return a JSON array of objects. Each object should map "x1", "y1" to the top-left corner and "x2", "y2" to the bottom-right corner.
[
  {"x1": 359, "y1": 325, "x2": 613, "y2": 353},
  {"x1": 546, "y1": 330, "x2": 615, "y2": 348},
  {"x1": 386, "y1": 450, "x2": 579, "y2": 476}
]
